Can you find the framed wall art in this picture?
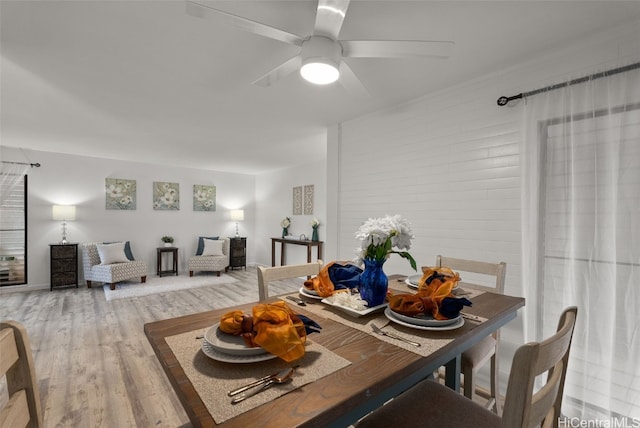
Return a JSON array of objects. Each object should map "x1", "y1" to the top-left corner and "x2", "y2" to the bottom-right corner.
[
  {"x1": 153, "y1": 181, "x2": 180, "y2": 210},
  {"x1": 105, "y1": 178, "x2": 136, "y2": 210},
  {"x1": 193, "y1": 184, "x2": 216, "y2": 211},
  {"x1": 293, "y1": 186, "x2": 303, "y2": 215},
  {"x1": 304, "y1": 184, "x2": 314, "y2": 215}
]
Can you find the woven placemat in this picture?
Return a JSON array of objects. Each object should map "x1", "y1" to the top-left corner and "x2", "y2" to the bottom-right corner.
[{"x1": 166, "y1": 328, "x2": 351, "y2": 424}]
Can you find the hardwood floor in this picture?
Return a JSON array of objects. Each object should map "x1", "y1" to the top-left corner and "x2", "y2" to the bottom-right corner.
[{"x1": 0, "y1": 267, "x2": 302, "y2": 428}]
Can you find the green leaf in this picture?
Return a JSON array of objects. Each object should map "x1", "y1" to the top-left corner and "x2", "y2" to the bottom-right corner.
[{"x1": 393, "y1": 251, "x2": 417, "y2": 271}]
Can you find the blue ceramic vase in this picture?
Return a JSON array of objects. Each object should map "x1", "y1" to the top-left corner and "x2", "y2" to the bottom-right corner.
[
  {"x1": 359, "y1": 258, "x2": 388, "y2": 307},
  {"x1": 311, "y1": 227, "x2": 319, "y2": 242}
]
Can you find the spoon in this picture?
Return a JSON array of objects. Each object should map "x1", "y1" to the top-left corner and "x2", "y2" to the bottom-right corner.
[{"x1": 231, "y1": 366, "x2": 296, "y2": 404}]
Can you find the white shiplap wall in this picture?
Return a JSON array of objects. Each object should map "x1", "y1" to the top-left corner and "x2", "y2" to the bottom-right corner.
[{"x1": 338, "y1": 82, "x2": 521, "y2": 285}]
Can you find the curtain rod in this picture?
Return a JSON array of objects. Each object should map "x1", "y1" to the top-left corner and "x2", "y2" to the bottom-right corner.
[
  {"x1": 497, "y1": 61, "x2": 640, "y2": 106},
  {"x1": 1, "y1": 160, "x2": 41, "y2": 167}
]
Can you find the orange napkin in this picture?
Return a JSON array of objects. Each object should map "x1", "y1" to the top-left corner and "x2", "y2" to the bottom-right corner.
[
  {"x1": 219, "y1": 301, "x2": 310, "y2": 362},
  {"x1": 303, "y1": 261, "x2": 363, "y2": 297},
  {"x1": 388, "y1": 267, "x2": 461, "y2": 320}
]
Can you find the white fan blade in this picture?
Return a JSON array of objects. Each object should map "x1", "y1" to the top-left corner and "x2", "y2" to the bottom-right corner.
[
  {"x1": 252, "y1": 55, "x2": 302, "y2": 87},
  {"x1": 338, "y1": 61, "x2": 369, "y2": 99},
  {"x1": 186, "y1": 1, "x2": 305, "y2": 47},
  {"x1": 342, "y1": 40, "x2": 454, "y2": 59},
  {"x1": 314, "y1": 0, "x2": 350, "y2": 39}
]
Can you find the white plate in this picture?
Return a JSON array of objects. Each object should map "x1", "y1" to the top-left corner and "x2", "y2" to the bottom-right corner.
[
  {"x1": 404, "y1": 274, "x2": 422, "y2": 289},
  {"x1": 384, "y1": 308, "x2": 465, "y2": 331},
  {"x1": 321, "y1": 298, "x2": 387, "y2": 318},
  {"x1": 388, "y1": 309, "x2": 461, "y2": 327},
  {"x1": 201, "y1": 340, "x2": 277, "y2": 363},
  {"x1": 404, "y1": 275, "x2": 459, "y2": 290},
  {"x1": 299, "y1": 287, "x2": 324, "y2": 300},
  {"x1": 204, "y1": 323, "x2": 267, "y2": 356}
]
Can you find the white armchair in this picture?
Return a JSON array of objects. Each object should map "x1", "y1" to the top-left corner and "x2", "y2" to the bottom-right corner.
[
  {"x1": 188, "y1": 237, "x2": 230, "y2": 277},
  {"x1": 82, "y1": 242, "x2": 147, "y2": 290}
]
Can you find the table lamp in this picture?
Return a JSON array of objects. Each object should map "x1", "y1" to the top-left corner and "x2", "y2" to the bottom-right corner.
[
  {"x1": 52, "y1": 205, "x2": 76, "y2": 244},
  {"x1": 230, "y1": 209, "x2": 244, "y2": 238}
]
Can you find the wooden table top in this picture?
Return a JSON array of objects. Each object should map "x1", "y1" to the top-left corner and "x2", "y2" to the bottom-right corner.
[{"x1": 144, "y1": 284, "x2": 524, "y2": 427}]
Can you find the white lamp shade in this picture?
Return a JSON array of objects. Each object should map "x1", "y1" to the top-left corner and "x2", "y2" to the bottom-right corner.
[
  {"x1": 230, "y1": 209, "x2": 245, "y2": 222},
  {"x1": 52, "y1": 205, "x2": 76, "y2": 221}
]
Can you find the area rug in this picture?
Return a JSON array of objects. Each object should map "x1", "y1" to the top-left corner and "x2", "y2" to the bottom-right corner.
[{"x1": 103, "y1": 274, "x2": 238, "y2": 301}]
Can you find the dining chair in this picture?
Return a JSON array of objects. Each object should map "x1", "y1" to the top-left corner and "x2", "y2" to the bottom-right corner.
[
  {"x1": 257, "y1": 260, "x2": 323, "y2": 301},
  {"x1": 0, "y1": 320, "x2": 43, "y2": 428},
  {"x1": 355, "y1": 306, "x2": 578, "y2": 428},
  {"x1": 435, "y1": 255, "x2": 506, "y2": 413}
]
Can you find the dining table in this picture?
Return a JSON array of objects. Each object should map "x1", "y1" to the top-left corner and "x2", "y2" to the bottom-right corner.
[{"x1": 144, "y1": 274, "x2": 525, "y2": 427}]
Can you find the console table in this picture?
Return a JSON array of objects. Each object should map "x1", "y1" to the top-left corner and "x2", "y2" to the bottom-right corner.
[{"x1": 271, "y1": 238, "x2": 323, "y2": 266}]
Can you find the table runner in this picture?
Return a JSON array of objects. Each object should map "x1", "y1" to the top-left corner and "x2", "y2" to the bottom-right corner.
[{"x1": 166, "y1": 328, "x2": 351, "y2": 424}]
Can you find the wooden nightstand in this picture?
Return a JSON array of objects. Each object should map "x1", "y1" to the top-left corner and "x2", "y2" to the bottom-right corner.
[
  {"x1": 229, "y1": 237, "x2": 246, "y2": 270},
  {"x1": 49, "y1": 243, "x2": 78, "y2": 291}
]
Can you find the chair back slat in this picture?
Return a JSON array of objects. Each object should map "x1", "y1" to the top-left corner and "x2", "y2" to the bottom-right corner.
[
  {"x1": 0, "y1": 320, "x2": 43, "y2": 428},
  {"x1": 436, "y1": 255, "x2": 506, "y2": 294},
  {"x1": 257, "y1": 261, "x2": 323, "y2": 301},
  {"x1": 501, "y1": 307, "x2": 577, "y2": 428}
]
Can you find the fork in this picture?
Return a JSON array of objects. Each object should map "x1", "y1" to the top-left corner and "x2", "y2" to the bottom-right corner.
[{"x1": 371, "y1": 324, "x2": 421, "y2": 347}]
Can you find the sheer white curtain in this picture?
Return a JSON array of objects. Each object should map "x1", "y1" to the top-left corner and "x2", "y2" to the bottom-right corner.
[{"x1": 521, "y1": 65, "x2": 640, "y2": 420}]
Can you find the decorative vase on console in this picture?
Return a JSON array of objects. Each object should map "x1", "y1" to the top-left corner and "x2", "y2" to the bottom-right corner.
[
  {"x1": 281, "y1": 217, "x2": 291, "y2": 238},
  {"x1": 311, "y1": 218, "x2": 320, "y2": 242},
  {"x1": 355, "y1": 214, "x2": 417, "y2": 307}
]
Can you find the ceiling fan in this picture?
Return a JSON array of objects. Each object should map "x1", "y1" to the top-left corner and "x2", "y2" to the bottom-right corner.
[{"x1": 186, "y1": 0, "x2": 454, "y2": 95}]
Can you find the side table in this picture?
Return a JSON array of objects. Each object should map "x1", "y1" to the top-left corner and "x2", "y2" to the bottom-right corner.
[
  {"x1": 229, "y1": 237, "x2": 246, "y2": 270},
  {"x1": 157, "y1": 247, "x2": 178, "y2": 277},
  {"x1": 50, "y1": 243, "x2": 79, "y2": 291}
]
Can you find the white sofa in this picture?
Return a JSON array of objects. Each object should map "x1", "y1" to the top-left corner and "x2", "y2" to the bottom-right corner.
[
  {"x1": 81, "y1": 243, "x2": 147, "y2": 290},
  {"x1": 188, "y1": 237, "x2": 230, "y2": 277}
]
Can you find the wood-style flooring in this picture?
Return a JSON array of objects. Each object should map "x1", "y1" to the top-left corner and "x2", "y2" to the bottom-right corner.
[{"x1": 0, "y1": 267, "x2": 302, "y2": 428}]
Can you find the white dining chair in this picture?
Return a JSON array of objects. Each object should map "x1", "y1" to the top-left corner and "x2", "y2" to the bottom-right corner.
[
  {"x1": 355, "y1": 306, "x2": 578, "y2": 428},
  {"x1": 257, "y1": 260, "x2": 323, "y2": 301},
  {"x1": 435, "y1": 255, "x2": 506, "y2": 413}
]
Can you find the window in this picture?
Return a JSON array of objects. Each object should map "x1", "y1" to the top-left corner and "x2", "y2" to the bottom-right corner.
[{"x1": 0, "y1": 174, "x2": 27, "y2": 286}]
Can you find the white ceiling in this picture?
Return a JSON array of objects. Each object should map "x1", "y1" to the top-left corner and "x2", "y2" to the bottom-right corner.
[{"x1": 2, "y1": 1, "x2": 640, "y2": 174}]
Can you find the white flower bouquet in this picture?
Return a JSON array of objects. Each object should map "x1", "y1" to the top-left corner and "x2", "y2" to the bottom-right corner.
[{"x1": 355, "y1": 214, "x2": 417, "y2": 270}]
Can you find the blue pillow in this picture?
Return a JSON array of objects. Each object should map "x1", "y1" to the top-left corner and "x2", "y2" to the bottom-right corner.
[
  {"x1": 196, "y1": 236, "x2": 219, "y2": 256},
  {"x1": 103, "y1": 241, "x2": 135, "y2": 261}
]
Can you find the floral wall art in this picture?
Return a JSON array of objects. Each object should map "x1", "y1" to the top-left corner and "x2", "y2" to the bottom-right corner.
[
  {"x1": 193, "y1": 184, "x2": 216, "y2": 211},
  {"x1": 153, "y1": 181, "x2": 179, "y2": 210},
  {"x1": 105, "y1": 178, "x2": 136, "y2": 210}
]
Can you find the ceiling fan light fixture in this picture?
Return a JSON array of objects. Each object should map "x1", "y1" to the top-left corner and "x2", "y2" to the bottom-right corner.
[
  {"x1": 300, "y1": 59, "x2": 340, "y2": 84},
  {"x1": 300, "y1": 36, "x2": 342, "y2": 85}
]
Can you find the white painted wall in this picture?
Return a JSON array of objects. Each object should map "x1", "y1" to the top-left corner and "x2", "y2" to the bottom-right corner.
[
  {"x1": 0, "y1": 148, "x2": 256, "y2": 290},
  {"x1": 254, "y1": 159, "x2": 327, "y2": 267}
]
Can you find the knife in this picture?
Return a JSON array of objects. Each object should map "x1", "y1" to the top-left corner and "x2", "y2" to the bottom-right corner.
[
  {"x1": 460, "y1": 312, "x2": 487, "y2": 323},
  {"x1": 286, "y1": 296, "x2": 306, "y2": 306}
]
